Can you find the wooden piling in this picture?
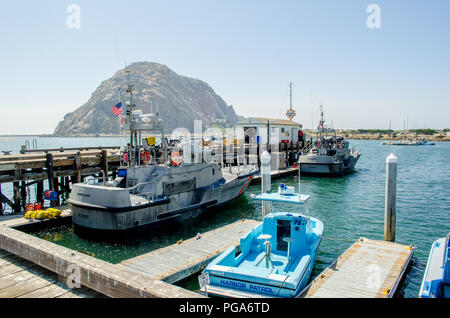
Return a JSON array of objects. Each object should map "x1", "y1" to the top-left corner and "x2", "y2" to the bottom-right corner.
[
  {"x1": 384, "y1": 153, "x2": 398, "y2": 242},
  {"x1": 36, "y1": 180, "x2": 44, "y2": 205},
  {"x1": 13, "y1": 182, "x2": 21, "y2": 213},
  {"x1": 260, "y1": 151, "x2": 271, "y2": 219},
  {"x1": 75, "y1": 151, "x2": 82, "y2": 183},
  {"x1": 20, "y1": 181, "x2": 27, "y2": 209},
  {"x1": 101, "y1": 150, "x2": 108, "y2": 182},
  {"x1": 45, "y1": 153, "x2": 55, "y2": 191}
]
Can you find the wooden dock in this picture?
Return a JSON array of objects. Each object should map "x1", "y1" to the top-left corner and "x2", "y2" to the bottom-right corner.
[
  {"x1": 0, "y1": 249, "x2": 103, "y2": 298},
  {"x1": 0, "y1": 205, "x2": 72, "y2": 229},
  {"x1": 120, "y1": 219, "x2": 260, "y2": 283},
  {"x1": 251, "y1": 166, "x2": 298, "y2": 183},
  {"x1": 299, "y1": 237, "x2": 415, "y2": 298},
  {"x1": 0, "y1": 225, "x2": 203, "y2": 298}
]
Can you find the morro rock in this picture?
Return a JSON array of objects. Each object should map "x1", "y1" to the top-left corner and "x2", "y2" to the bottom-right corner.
[{"x1": 54, "y1": 62, "x2": 239, "y2": 135}]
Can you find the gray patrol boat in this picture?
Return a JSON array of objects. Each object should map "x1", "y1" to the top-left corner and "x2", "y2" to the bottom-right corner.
[
  {"x1": 299, "y1": 106, "x2": 361, "y2": 176},
  {"x1": 68, "y1": 80, "x2": 258, "y2": 232}
]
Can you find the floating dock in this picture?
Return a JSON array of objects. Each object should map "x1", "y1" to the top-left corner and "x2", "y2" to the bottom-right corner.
[
  {"x1": 298, "y1": 237, "x2": 415, "y2": 298},
  {"x1": 251, "y1": 166, "x2": 298, "y2": 183},
  {"x1": 120, "y1": 219, "x2": 260, "y2": 283},
  {"x1": 0, "y1": 206, "x2": 72, "y2": 229},
  {"x1": 0, "y1": 249, "x2": 102, "y2": 298},
  {"x1": 0, "y1": 223, "x2": 203, "y2": 298}
]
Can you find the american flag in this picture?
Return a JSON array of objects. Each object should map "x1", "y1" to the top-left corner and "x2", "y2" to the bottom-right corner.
[{"x1": 111, "y1": 102, "x2": 122, "y2": 116}]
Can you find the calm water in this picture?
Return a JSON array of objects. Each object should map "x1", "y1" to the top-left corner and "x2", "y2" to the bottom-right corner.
[{"x1": 1, "y1": 136, "x2": 449, "y2": 298}]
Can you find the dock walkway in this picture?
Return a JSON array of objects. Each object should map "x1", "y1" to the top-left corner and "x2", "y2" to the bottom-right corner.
[
  {"x1": 299, "y1": 237, "x2": 415, "y2": 298},
  {"x1": 0, "y1": 249, "x2": 103, "y2": 298},
  {"x1": 251, "y1": 166, "x2": 298, "y2": 183},
  {"x1": 120, "y1": 219, "x2": 260, "y2": 283},
  {"x1": 0, "y1": 206, "x2": 72, "y2": 228}
]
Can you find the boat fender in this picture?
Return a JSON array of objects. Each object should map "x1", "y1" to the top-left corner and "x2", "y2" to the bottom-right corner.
[{"x1": 171, "y1": 151, "x2": 182, "y2": 166}]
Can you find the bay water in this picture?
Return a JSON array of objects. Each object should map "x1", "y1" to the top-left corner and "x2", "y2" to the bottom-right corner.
[{"x1": 1, "y1": 136, "x2": 449, "y2": 297}]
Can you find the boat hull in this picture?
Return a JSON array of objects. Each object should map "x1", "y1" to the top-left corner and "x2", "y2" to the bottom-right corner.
[
  {"x1": 299, "y1": 155, "x2": 359, "y2": 176},
  {"x1": 204, "y1": 252, "x2": 317, "y2": 298},
  {"x1": 419, "y1": 235, "x2": 450, "y2": 298},
  {"x1": 202, "y1": 214, "x2": 324, "y2": 298}
]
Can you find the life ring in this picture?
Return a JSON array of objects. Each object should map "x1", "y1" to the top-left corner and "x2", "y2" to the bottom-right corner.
[{"x1": 170, "y1": 151, "x2": 182, "y2": 166}]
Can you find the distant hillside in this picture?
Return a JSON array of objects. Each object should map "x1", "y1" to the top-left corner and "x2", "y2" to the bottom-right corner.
[{"x1": 54, "y1": 62, "x2": 239, "y2": 135}]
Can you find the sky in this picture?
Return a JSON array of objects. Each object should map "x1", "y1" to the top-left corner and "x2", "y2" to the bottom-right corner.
[{"x1": 0, "y1": 0, "x2": 449, "y2": 134}]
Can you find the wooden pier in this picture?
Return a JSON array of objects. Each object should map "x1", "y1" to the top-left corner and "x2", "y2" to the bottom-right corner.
[
  {"x1": 120, "y1": 219, "x2": 260, "y2": 283},
  {"x1": 0, "y1": 148, "x2": 121, "y2": 213},
  {"x1": 298, "y1": 237, "x2": 415, "y2": 298},
  {"x1": 0, "y1": 249, "x2": 103, "y2": 298},
  {"x1": 0, "y1": 224, "x2": 203, "y2": 298}
]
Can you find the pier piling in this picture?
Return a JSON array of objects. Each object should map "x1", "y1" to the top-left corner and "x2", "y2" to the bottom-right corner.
[
  {"x1": 384, "y1": 153, "x2": 398, "y2": 242},
  {"x1": 261, "y1": 151, "x2": 271, "y2": 219}
]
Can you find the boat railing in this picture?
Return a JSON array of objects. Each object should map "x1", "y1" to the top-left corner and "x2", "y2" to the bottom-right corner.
[
  {"x1": 127, "y1": 181, "x2": 156, "y2": 194},
  {"x1": 301, "y1": 142, "x2": 313, "y2": 155}
]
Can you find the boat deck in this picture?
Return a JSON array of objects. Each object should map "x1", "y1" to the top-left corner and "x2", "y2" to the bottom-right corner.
[
  {"x1": 119, "y1": 219, "x2": 260, "y2": 283},
  {"x1": 0, "y1": 249, "x2": 103, "y2": 298},
  {"x1": 298, "y1": 237, "x2": 415, "y2": 298}
]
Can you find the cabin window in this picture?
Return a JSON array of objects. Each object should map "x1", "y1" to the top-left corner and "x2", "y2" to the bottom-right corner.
[
  {"x1": 281, "y1": 128, "x2": 285, "y2": 133},
  {"x1": 163, "y1": 179, "x2": 196, "y2": 196},
  {"x1": 277, "y1": 219, "x2": 291, "y2": 251}
]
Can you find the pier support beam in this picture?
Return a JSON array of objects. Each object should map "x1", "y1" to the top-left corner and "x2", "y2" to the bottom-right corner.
[
  {"x1": 384, "y1": 153, "x2": 398, "y2": 242},
  {"x1": 45, "y1": 153, "x2": 55, "y2": 191},
  {"x1": 36, "y1": 180, "x2": 44, "y2": 205},
  {"x1": 13, "y1": 182, "x2": 21, "y2": 213},
  {"x1": 75, "y1": 151, "x2": 82, "y2": 183},
  {"x1": 101, "y1": 150, "x2": 108, "y2": 182}
]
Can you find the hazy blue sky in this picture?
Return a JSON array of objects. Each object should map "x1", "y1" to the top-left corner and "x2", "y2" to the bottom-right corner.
[{"x1": 0, "y1": 0, "x2": 449, "y2": 134}]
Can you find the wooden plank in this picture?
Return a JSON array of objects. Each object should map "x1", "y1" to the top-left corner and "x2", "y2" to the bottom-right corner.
[
  {"x1": 120, "y1": 219, "x2": 260, "y2": 283},
  {"x1": 0, "y1": 226, "x2": 203, "y2": 298},
  {"x1": 0, "y1": 149, "x2": 119, "y2": 162},
  {"x1": 299, "y1": 237, "x2": 415, "y2": 298},
  {"x1": 0, "y1": 251, "x2": 104, "y2": 298},
  {"x1": 18, "y1": 283, "x2": 74, "y2": 298},
  {"x1": 0, "y1": 275, "x2": 54, "y2": 298}
]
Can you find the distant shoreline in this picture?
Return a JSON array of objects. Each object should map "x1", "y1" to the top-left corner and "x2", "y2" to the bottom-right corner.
[{"x1": 1, "y1": 130, "x2": 449, "y2": 142}]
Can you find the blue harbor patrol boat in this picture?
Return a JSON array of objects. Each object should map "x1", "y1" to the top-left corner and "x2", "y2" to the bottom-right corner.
[
  {"x1": 419, "y1": 233, "x2": 450, "y2": 298},
  {"x1": 200, "y1": 183, "x2": 323, "y2": 298}
]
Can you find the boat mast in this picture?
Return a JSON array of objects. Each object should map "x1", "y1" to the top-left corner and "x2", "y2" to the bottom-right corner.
[
  {"x1": 289, "y1": 82, "x2": 293, "y2": 110},
  {"x1": 124, "y1": 68, "x2": 138, "y2": 166}
]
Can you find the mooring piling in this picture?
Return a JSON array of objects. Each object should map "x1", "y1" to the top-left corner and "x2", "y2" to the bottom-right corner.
[
  {"x1": 384, "y1": 153, "x2": 398, "y2": 242},
  {"x1": 260, "y1": 151, "x2": 271, "y2": 219}
]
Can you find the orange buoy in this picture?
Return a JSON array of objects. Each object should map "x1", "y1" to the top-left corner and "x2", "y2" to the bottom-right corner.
[{"x1": 170, "y1": 151, "x2": 182, "y2": 166}]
